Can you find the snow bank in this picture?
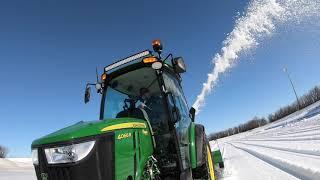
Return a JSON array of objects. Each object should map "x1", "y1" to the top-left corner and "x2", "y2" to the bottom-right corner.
[{"x1": 212, "y1": 101, "x2": 320, "y2": 179}]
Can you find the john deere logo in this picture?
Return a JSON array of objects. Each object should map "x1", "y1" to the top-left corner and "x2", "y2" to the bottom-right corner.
[{"x1": 41, "y1": 173, "x2": 48, "y2": 180}]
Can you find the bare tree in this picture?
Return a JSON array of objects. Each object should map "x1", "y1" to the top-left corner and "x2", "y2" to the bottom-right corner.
[
  {"x1": 0, "y1": 145, "x2": 8, "y2": 158},
  {"x1": 268, "y1": 85, "x2": 320, "y2": 123}
]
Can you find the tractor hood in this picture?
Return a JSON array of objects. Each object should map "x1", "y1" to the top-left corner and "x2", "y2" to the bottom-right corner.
[{"x1": 32, "y1": 118, "x2": 147, "y2": 147}]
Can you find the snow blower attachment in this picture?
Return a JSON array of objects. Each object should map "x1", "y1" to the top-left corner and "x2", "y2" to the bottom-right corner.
[
  {"x1": 31, "y1": 40, "x2": 216, "y2": 180},
  {"x1": 213, "y1": 150, "x2": 224, "y2": 168},
  {"x1": 211, "y1": 140, "x2": 224, "y2": 169}
]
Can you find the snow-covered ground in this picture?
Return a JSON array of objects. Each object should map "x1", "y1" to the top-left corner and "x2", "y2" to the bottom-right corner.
[
  {"x1": 211, "y1": 101, "x2": 320, "y2": 180},
  {"x1": 0, "y1": 158, "x2": 36, "y2": 180}
]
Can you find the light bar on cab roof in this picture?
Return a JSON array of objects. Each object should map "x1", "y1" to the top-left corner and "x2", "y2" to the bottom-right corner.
[{"x1": 104, "y1": 50, "x2": 151, "y2": 72}]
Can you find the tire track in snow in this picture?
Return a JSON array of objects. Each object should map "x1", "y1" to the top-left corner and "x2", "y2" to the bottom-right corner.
[
  {"x1": 224, "y1": 143, "x2": 301, "y2": 179},
  {"x1": 215, "y1": 143, "x2": 298, "y2": 180},
  {"x1": 243, "y1": 125, "x2": 320, "y2": 139},
  {"x1": 237, "y1": 136, "x2": 320, "y2": 142},
  {"x1": 269, "y1": 132, "x2": 320, "y2": 139},
  {"x1": 275, "y1": 126, "x2": 320, "y2": 136},
  {"x1": 231, "y1": 141, "x2": 320, "y2": 159},
  {"x1": 261, "y1": 127, "x2": 320, "y2": 137},
  {"x1": 228, "y1": 142, "x2": 320, "y2": 180}
]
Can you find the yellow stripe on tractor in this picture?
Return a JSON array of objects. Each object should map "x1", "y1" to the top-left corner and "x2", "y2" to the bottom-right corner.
[
  {"x1": 207, "y1": 145, "x2": 215, "y2": 180},
  {"x1": 101, "y1": 122, "x2": 146, "y2": 132}
]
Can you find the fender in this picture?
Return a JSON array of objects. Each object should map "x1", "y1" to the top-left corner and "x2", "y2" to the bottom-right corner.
[
  {"x1": 189, "y1": 123, "x2": 197, "y2": 169},
  {"x1": 189, "y1": 123, "x2": 205, "y2": 169}
]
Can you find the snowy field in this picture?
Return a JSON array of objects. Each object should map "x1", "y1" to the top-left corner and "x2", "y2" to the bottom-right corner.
[
  {"x1": 211, "y1": 101, "x2": 320, "y2": 180},
  {"x1": 0, "y1": 158, "x2": 36, "y2": 180}
]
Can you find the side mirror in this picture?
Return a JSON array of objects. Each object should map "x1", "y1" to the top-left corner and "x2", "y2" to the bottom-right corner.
[
  {"x1": 172, "y1": 57, "x2": 186, "y2": 73},
  {"x1": 189, "y1": 107, "x2": 196, "y2": 122},
  {"x1": 84, "y1": 85, "x2": 91, "y2": 104}
]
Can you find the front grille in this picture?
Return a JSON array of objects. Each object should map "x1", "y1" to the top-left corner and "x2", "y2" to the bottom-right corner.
[
  {"x1": 34, "y1": 133, "x2": 115, "y2": 180},
  {"x1": 47, "y1": 167, "x2": 71, "y2": 180}
]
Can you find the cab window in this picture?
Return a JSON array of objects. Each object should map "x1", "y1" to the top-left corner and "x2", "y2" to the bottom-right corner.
[
  {"x1": 163, "y1": 71, "x2": 191, "y2": 169},
  {"x1": 103, "y1": 67, "x2": 170, "y2": 134}
]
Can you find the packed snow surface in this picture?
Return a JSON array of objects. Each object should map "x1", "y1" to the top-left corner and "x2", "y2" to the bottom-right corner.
[
  {"x1": 0, "y1": 158, "x2": 35, "y2": 180},
  {"x1": 211, "y1": 101, "x2": 320, "y2": 180}
]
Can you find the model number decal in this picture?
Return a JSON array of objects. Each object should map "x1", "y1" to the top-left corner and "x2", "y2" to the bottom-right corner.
[{"x1": 117, "y1": 133, "x2": 132, "y2": 140}]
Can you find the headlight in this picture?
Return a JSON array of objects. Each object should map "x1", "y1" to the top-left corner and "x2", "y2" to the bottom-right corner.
[
  {"x1": 32, "y1": 149, "x2": 39, "y2": 165},
  {"x1": 45, "y1": 140, "x2": 95, "y2": 164}
]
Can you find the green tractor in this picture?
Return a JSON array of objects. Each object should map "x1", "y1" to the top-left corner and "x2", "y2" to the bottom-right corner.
[{"x1": 31, "y1": 40, "x2": 215, "y2": 180}]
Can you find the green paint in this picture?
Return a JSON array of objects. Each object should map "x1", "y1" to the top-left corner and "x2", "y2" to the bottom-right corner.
[
  {"x1": 136, "y1": 128, "x2": 154, "y2": 179},
  {"x1": 115, "y1": 129, "x2": 135, "y2": 180},
  {"x1": 32, "y1": 118, "x2": 147, "y2": 146},
  {"x1": 114, "y1": 128, "x2": 153, "y2": 180},
  {"x1": 189, "y1": 122, "x2": 197, "y2": 169},
  {"x1": 212, "y1": 150, "x2": 223, "y2": 164},
  {"x1": 32, "y1": 117, "x2": 154, "y2": 180}
]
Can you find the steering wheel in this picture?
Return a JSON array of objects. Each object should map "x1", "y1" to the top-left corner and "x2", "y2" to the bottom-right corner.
[{"x1": 123, "y1": 98, "x2": 136, "y2": 110}]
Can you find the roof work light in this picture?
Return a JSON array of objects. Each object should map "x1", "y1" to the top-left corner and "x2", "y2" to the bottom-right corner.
[{"x1": 143, "y1": 56, "x2": 158, "y2": 64}]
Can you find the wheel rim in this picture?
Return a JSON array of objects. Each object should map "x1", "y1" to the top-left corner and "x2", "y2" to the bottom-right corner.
[{"x1": 206, "y1": 145, "x2": 215, "y2": 180}]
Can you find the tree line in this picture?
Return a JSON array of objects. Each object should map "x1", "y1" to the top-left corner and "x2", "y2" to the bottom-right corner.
[{"x1": 209, "y1": 85, "x2": 320, "y2": 141}]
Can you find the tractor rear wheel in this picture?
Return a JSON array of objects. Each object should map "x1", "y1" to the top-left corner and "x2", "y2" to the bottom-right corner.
[{"x1": 192, "y1": 140, "x2": 215, "y2": 180}]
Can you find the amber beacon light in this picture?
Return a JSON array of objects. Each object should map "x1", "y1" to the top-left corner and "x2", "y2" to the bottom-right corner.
[
  {"x1": 101, "y1": 73, "x2": 107, "y2": 82},
  {"x1": 152, "y1": 39, "x2": 163, "y2": 54}
]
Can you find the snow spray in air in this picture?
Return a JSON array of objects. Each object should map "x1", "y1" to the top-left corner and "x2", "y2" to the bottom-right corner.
[{"x1": 193, "y1": 0, "x2": 320, "y2": 114}]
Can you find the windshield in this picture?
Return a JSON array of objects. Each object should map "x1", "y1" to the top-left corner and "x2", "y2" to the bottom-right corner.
[{"x1": 103, "y1": 67, "x2": 169, "y2": 132}]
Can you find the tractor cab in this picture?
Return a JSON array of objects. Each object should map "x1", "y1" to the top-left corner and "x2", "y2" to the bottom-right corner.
[
  {"x1": 85, "y1": 40, "x2": 193, "y2": 178},
  {"x1": 31, "y1": 40, "x2": 215, "y2": 180}
]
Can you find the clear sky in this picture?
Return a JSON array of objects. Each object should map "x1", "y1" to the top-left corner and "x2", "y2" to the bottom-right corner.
[{"x1": 0, "y1": 0, "x2": 319, "y2": 157}]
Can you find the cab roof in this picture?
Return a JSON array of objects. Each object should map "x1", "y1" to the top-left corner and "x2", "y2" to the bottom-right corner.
[{"x1": 103, "y1": 50, "x2": 178, "y2": 83}]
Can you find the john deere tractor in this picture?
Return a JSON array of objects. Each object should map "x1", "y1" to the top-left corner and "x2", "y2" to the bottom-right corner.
[{"x1": 31, "y1": 40, "x2": 215, "y2": 180}]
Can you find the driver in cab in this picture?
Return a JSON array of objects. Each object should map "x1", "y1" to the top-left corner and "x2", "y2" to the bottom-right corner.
[{"x1": 139, "y1": 88, "x2": 167, "y2": 131}]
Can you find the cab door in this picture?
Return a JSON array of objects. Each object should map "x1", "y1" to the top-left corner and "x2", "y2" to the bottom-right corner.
[{"x1": 163, "y1": 71, "x2": 192, "y2": 170}]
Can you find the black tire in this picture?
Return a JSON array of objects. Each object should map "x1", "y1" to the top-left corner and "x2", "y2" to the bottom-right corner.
[
  {"x1": 195, "y1": 124, "x2": 205, "y2": 167},
  {"x1": 192, "y1": 137, "x2": 214, "y2": 179}
]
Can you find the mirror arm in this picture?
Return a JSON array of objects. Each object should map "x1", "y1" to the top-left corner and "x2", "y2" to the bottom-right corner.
[
  {"x1": 163, "y1": 53, "x2": 173, "y2": 63},
  {"x1": 86, "y1": 83, "x2": 103, "y2": 93},
  {"x1": 86, "y1": 83, "x2": 96, "y2": 87}
]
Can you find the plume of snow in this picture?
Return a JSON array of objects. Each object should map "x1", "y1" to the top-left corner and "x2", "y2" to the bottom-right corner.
[{"x1": 193, "y1": 0, "x2": 320, "y2": 114}]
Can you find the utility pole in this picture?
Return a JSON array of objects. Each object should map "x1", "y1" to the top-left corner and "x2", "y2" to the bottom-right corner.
[{"x1": 283, "y1": 67, "x2": 301, "y2": 110}]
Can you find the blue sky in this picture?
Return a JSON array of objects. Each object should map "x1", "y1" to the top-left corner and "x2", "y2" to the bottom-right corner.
[{"x1": 0, "y1": 0, "x2": 319, "y2": 157}]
